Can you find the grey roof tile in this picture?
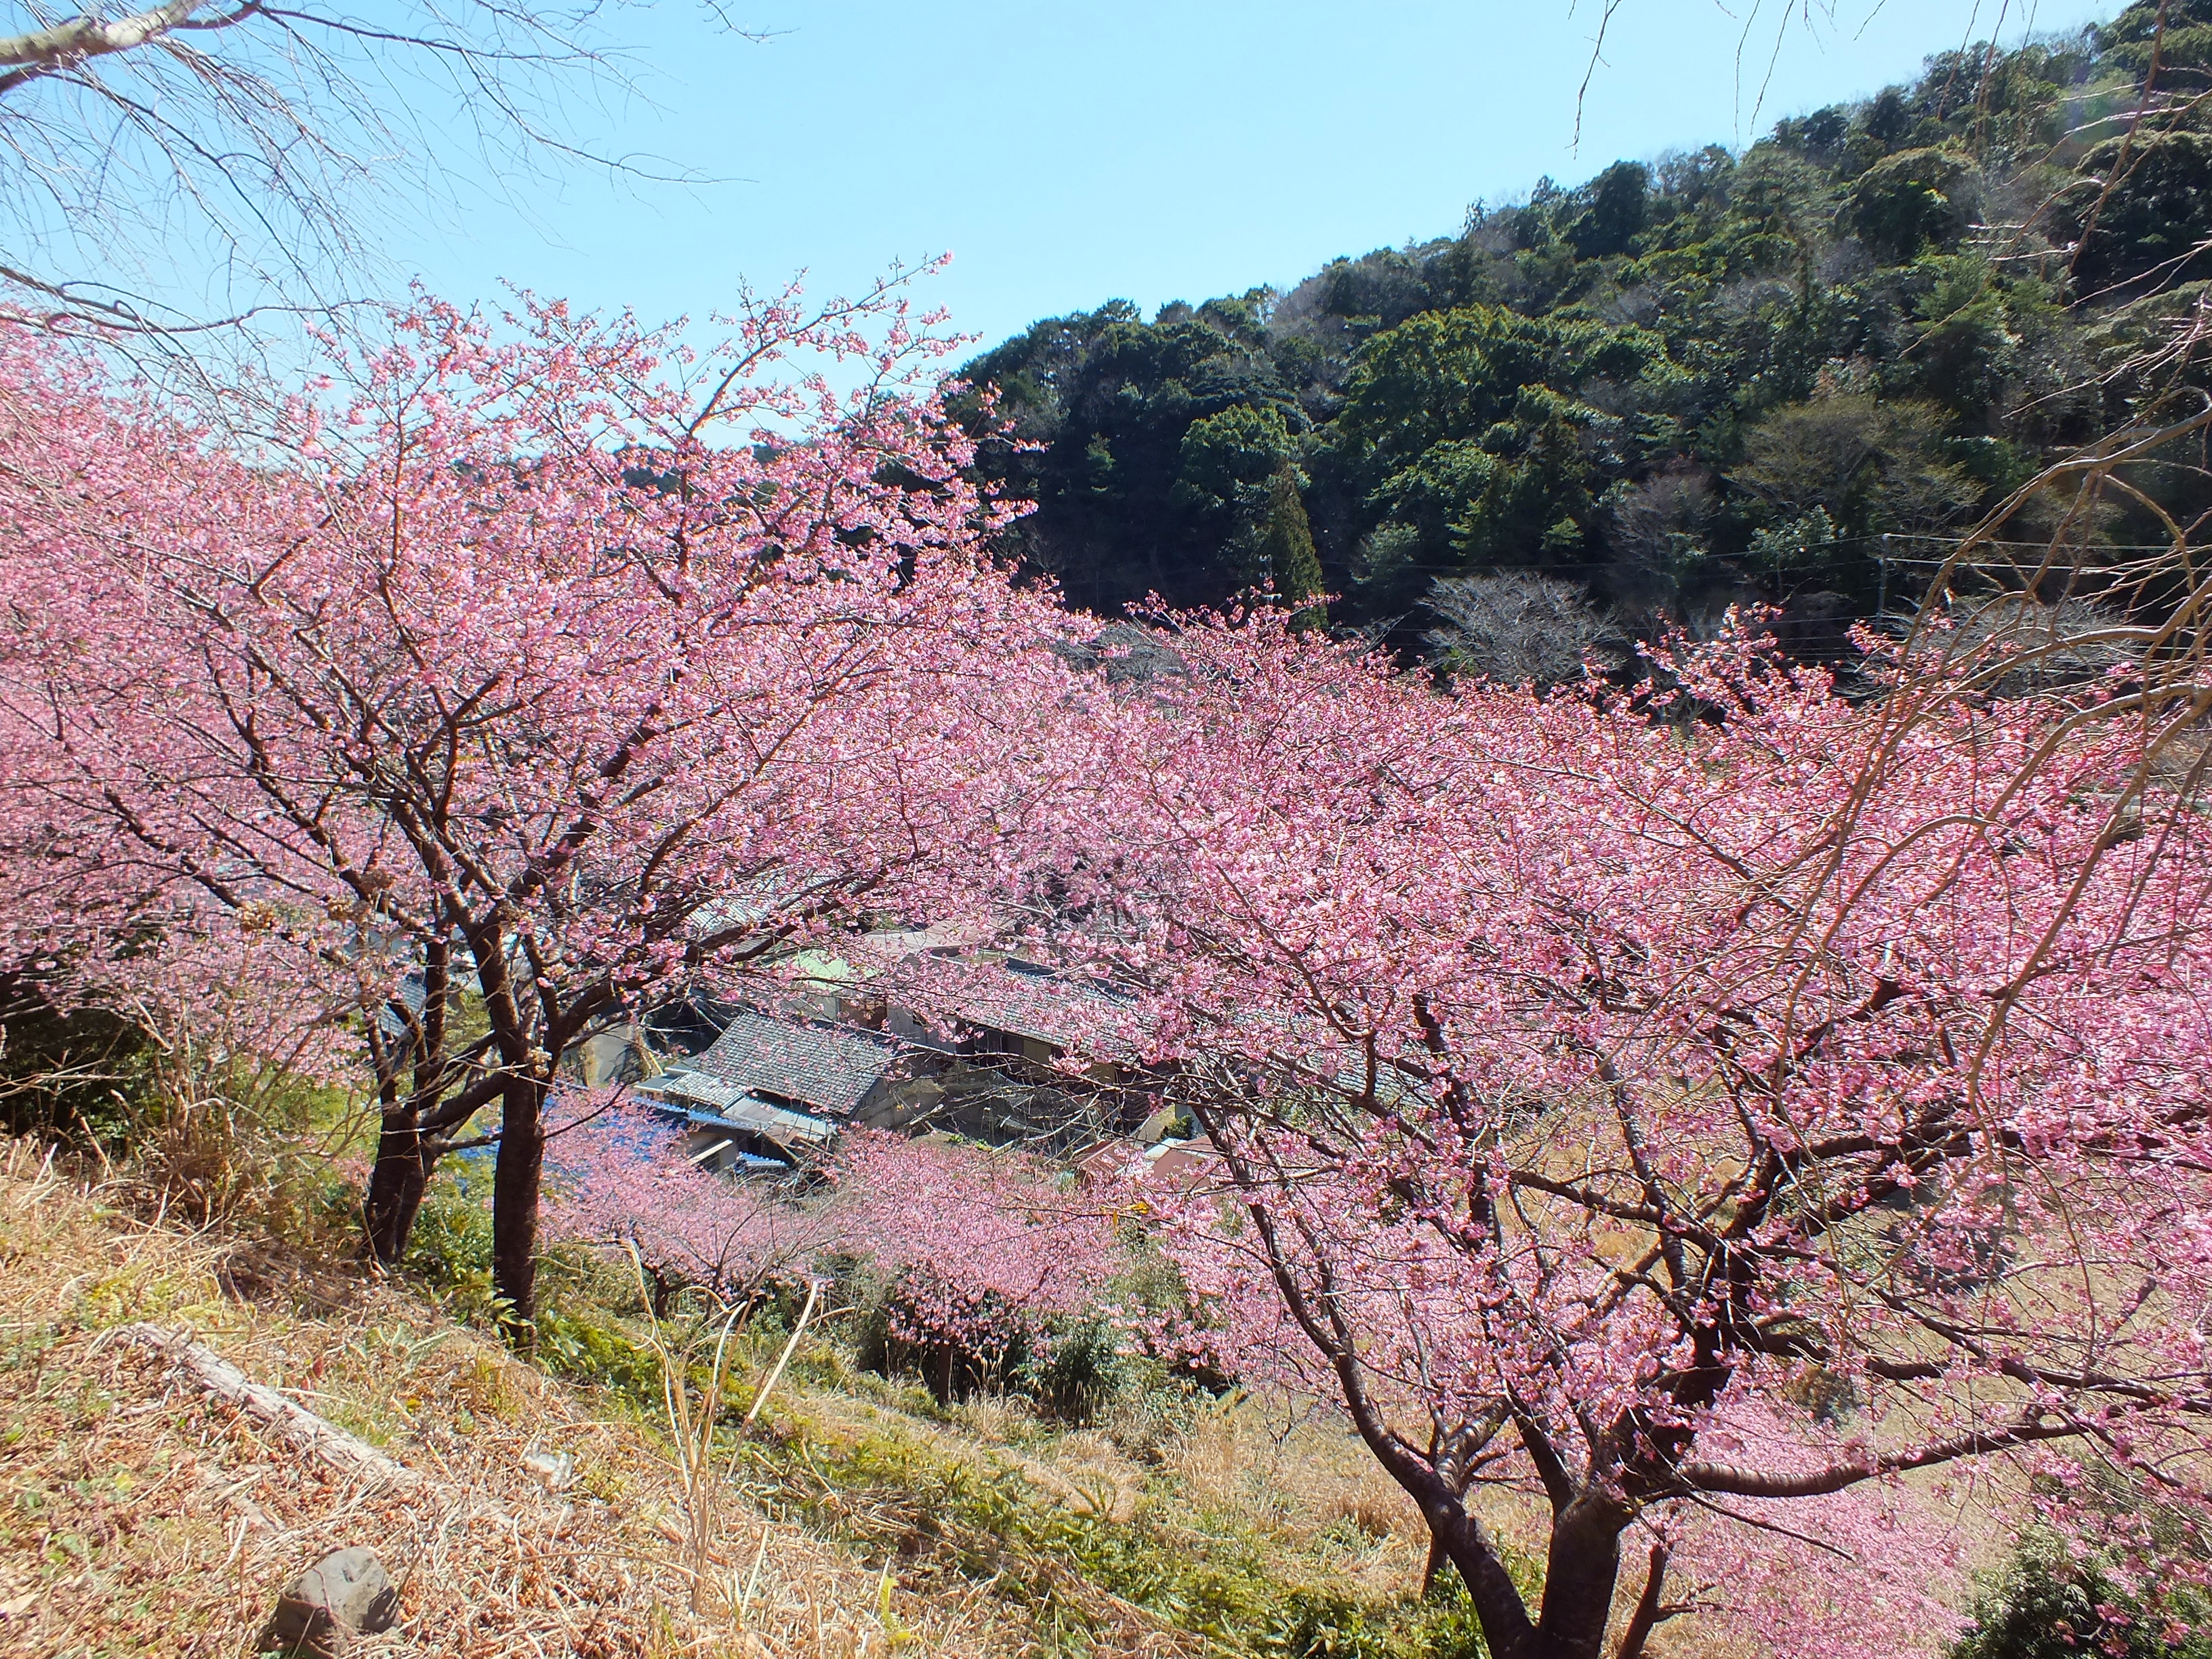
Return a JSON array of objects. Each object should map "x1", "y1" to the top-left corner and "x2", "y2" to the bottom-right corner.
[
  {"x1": 953, "y1": 959, "x2": 1134, "y2": 1050},
  {"x1": 679, "y1": 1007, "x2": 899, "y2": 1118}
]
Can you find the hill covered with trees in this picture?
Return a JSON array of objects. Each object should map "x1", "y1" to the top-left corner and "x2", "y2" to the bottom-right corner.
[{"x1": 956, "y1": 0, "x2": 2212, "y2": 653}]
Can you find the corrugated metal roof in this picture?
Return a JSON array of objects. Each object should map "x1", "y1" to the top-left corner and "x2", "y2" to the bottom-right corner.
[{"x1": 638, "y1": 1084, "x2": 837, "y2": 1146}]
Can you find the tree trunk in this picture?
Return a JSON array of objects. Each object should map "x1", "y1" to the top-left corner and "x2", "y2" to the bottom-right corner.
[
  {"x1": 490, "y1": 1072, "x2": 546, "y2": 1334},
  {"x1": 1530, "y1": 1493, "x2": 1631, "y2": 1659},
  {"x1": 362, "y1": 941, "x2": 449, "y2": 1269},
  {"x1": 1427, "y1": 1491, "x2": 1631, "y2": 1659},
  {"x1": 1613, "y1": 1543, "x2": 1671, "y2": 1659},
  {"x1": 1429, "y1": 1504, "x2": 1542, "y2": 1659},
  {"x1": 361, "y1": 1105, "x2": 430, "y2": 1268}
]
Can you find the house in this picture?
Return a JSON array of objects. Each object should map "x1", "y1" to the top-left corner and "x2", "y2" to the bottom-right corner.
[
  {"x1": 932, "y1": 957, "x2": 1092, "y2": 1063},
  {"x1": 637, "y1": 1006, "x2": 907, "y2": 1164},
  {"x1": 639, "y1": 906, "x2": 1155, "y2": 1162},
  {"x1": 676, "y1": 1007, "x2": 903, "y2": 1120},
  {"x1": 1076, "y1": 1134, "x2": 1221, "y2": 1191},
  {"x1": 859, "y1": 942, "x2": 1137, "y2": 1069}
]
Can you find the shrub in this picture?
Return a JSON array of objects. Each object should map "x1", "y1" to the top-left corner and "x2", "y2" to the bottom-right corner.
[
  {"x1": 1954, "y1": 1534, "x2": 2212, "y2": 1659},
  {"x1": 1023, "y1": 1313, "x2": 1133, "y2": 1423},
  {"x1": 403, "y1": 1168, "x2": 497, "y2": 1317},
  {"x1": 532, "y1": 1302, "x2": 663, "y2": 1400},
  {"x1": 1843, "y1": 147, "x2": 1979, "y2": 263},
  {"x1": 0, "y1": 982, "x2": 152, "y2": 1145}
]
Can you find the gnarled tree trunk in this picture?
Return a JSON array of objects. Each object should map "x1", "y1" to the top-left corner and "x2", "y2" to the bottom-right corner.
[{"x1": 361, "y1": 1104, "x2": 430, "y2": 1268}]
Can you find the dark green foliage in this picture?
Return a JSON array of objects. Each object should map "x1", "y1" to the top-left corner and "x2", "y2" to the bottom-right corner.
[
  {"x1": 847, "y1": 1267, "x2": 1048, "y2": 1406},
  {"x1": 960, "y1": 22, "x2": 2207, "y2": 649},
  {"x1": 1844, "y1": 148, "x2": 1979, "y2": 262},
  {"x1": 531, "y1": 1301, "x2": 663, "y2": 1399},
  {"x1": 1908, "y1": 255, "x2": 2030, "y2": 421},
  {"x1": 848, "y1": 1276, "x2": 1140, "y2": 1422},
  {"x1": 956, "y1": 293, "x2": 1305, "y2": 615},
  {"x1": 1954, "y1": 1534, "x2": 2212, "y2": 1659},
  {"x1": 2100, "y1": 0, "x2": 2212, "y2": 83},
  {"x1": 1567, "y1": 161, "x2": 1651, "y2": 259},
  {"x1": 1025, "y1": 1314, "x2": 1131, "y2": 1423},
  {"x1": 0, "y1": 973, "x2": 157, "y2": 1144},
  {"x1": 403, "y1": 1170, "x2": 496, "y2": 1287},
  {"x1": 1252, "y1": 464, "x2": 1324, "y2": 623},
  {"x1": 1332, "y1": 305, "x2": 1661, "y2": 475},
  {"x1": 2057, "y1": 129, "x2": 2212, "y2": 298}
]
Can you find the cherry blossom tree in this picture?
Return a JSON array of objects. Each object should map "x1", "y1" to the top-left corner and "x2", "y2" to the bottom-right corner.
[
  {"x1": 0, "y1": 270, "x2": 1076, "y2": 1326},
  {"x1": 1037, "y1": 607, "x2": 2212, "y2": 1659},
  {"x1": 830, "y1": 1127, "x2": 1122, "y2": 1392},
  {"x1": 545, "y1": 1112, "x2": 1124, "y2": 1390},
  {"x1": 543, "y1": 1102, "x2": 832, "y2": 1314},
  {"x1": 0, "y1": 335, "x2": 367, "y2": 1115}
]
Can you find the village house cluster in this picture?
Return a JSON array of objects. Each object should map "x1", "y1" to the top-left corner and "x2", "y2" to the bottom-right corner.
[{"x1": 552, "y1": 920, "x2": 1208, "y2": 1184}]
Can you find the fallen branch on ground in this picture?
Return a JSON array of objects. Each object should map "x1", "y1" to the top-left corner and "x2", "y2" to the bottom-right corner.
[{"x1": 112, "y1": 1322, "x2": 423, "y2": 1492}]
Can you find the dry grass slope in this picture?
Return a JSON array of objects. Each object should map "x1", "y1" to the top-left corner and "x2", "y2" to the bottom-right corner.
[
  {"x1": 1, "y1": 1131, "x2": 1744, "y2": 1658},
  {"x1": 0, "y1": 1140, "x2": 1036, "y2": 1658}
]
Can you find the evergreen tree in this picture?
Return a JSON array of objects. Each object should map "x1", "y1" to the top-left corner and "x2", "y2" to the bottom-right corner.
[
  {"x1": 960, "y1": 20, "x2": 2211, "y2": 649},
  {"x1": 1254, "y1": 463, "x2": 1325, "y2": 628}
]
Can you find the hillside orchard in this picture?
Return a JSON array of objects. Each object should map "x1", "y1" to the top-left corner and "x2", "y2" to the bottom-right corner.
[{"x1": 2, "y1": 285, "x2": 2209, "y2": 1654}]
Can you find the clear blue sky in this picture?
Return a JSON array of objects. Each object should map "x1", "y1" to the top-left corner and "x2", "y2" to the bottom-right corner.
[{"x1": 389, "y1": 0, "x2": 2115, "y2": 356}]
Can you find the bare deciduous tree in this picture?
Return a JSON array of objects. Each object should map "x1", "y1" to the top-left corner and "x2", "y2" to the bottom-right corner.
[
  {"x1": 0, "y1": 0, "x2": 743, "y2": 340},
  {"x1": 1423, "y1": 570, "x2": 1622, "y2": 687}
]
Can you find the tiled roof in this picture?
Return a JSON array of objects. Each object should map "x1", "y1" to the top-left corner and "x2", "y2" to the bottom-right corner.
[
  {"x1": 678, "y1": 1007, "x2": 899, "y2": 1118},
  {"x1": 374, "y1": 971, "x2": 428, "y2": 1042},
  {"x1": 856, "y1": 947, "x2": 1141, "y2": 1057},
  {"x1": 954, "y1": 959, "x2": 1133, "y2": 1049}
]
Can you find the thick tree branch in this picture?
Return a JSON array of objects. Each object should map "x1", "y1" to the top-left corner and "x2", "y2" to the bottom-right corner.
[{"x1": 0, "y1": 0, "x2": 245, "y2": 93}]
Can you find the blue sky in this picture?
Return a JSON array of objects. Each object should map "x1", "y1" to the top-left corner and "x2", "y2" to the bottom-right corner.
[{"x1": 388, "y1": 1, "x2": 2115, "y2": 355}]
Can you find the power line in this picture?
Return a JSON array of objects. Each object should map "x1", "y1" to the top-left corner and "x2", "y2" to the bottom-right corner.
[{"x1": 1363, "y1": 535, "x2": 2198, "y2": 577}]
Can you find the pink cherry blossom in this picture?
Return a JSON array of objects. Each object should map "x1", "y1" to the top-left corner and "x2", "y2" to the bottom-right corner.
[
  {"x1": 1026, "y1": 604, "x2": 2212, "y2": 1659},
  {"x1": 829, "y1": 1128, "x2": 1122, "y2": 1387},
  {"x1": 542, "y1": 1101, "x2": 832, "y2": 1310},
  {"x1": 0, "y1": 274, "x2": 1077, "y2": 1322}
]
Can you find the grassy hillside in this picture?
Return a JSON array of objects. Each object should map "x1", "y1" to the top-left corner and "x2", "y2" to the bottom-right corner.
[{"x1": 0, "y1": 1141, "x2": 1537, "y2": 1658}]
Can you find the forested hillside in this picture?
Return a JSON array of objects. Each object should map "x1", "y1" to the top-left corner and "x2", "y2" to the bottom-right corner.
[{"x1": 958, "y1": 0, "x2": 2211, "y2": 651}]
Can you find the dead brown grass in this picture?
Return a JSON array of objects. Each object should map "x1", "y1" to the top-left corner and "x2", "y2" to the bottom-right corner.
[
  {"x1": 0, "y1": 1139, "x2": 1031, "y2": 1658},
  {"x1": 0, "y1": 1130, "x2": 1870, "y2": 1659},
  {"x1": 1160, "y1": 1395, "x2": 1427, "y2": 1566}
]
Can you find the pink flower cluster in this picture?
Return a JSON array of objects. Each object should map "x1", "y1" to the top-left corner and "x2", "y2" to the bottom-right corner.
[
  {"x1": 541, "y1": 1103, "x2": 830, "y2": 1304},
  {"x1": 830, "y1": 1129, "x2": 1122, "y2": 1376}
]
